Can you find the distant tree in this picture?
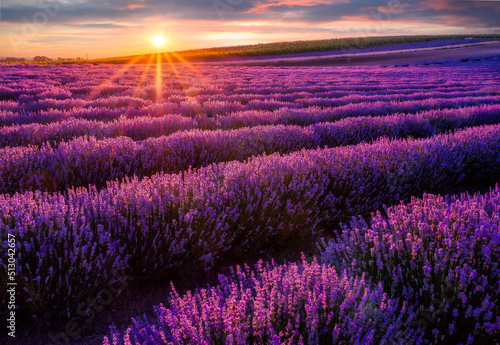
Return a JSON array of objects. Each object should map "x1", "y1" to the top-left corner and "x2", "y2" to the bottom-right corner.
[
  {"x1": 33, "y1": 56, "x2": 52, "y2": 62},
  {"x1": 1, "y1": 57, "x2": 26, "y2": 62}
]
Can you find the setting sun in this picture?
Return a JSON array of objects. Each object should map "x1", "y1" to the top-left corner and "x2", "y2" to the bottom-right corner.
[{"x1": 153, "y1": 35, "x2": 165, "y2": 47}]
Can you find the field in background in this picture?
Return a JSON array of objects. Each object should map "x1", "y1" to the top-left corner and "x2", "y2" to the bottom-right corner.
[{"x1": 1, "y1": 34, "x2": 499, "y2": 65}]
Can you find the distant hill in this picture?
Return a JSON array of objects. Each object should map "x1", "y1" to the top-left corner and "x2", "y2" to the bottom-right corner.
[
  {"x1": 89, "y1": 34, "x2": 500, "y2": 65},
  {"x1": 2, "y1": 34, "x2": 499, "y2": 65}
]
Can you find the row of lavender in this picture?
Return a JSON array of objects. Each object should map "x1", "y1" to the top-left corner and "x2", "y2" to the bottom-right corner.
[
  {"x1": 1, "y1": 94, "x2": 498, "y2": 128},
  {"x1": 0, "y1": 62, "x2": 498, "y2": 343},
  {"x1": 0, "y1": 64, "x2": 496, "y2": 131},
  {"x1": 104, "y1": 187, "x2": 500, "y2": 345},
  {"x1": 0, "y1": 89, "x2": 493, "y2": 114},
  {"x1": 2, "y1": 85, "x2": 487, "y2": 108},
  {"x1": 1, "y1": 84, "x2": 492, "y2": 107},
  {"x1": 1, "y1": 104, "x2": 500, "y2": 194},
  {"x1": 1, "y1": 124, "x2": 500, "y2": 322},
  {"x1": 2, "y1": 97, "x2": 500, "y2": 148},
  {"x1": 1, "y1": 65, "x2": 492, "y2": 100}
]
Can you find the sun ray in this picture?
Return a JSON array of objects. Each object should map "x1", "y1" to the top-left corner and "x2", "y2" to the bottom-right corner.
[
  {"x1": 156, "y1": 53, "x2": 162, "y2": 104},
  {"x1": 132, "y1": 54, "x2": 156, "y2": 99},
  {"x1": 169, "y1": 51, "x2": 206, "y2": 83},
  {"x1": 123, "y1": 54, "x2": 156, "y2": 119},
  {"x1": 87, "y1": 54, "x2": 146, "y2": 101},
  {"x1": 163, "y1": 52, "x2": 187, "y2": 93},
  {"x1": 165, "y1": 51, "x2": 211, "y2": 99}
]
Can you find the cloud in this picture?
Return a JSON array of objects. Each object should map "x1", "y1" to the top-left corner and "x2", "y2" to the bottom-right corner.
[
  {"x1": 67, "y1": 23, "x2": 131, "y2": 28},
  {"x1": 420, "y1": 0, "x2": 467, "y2": 11},
  {"x1": 0, "y1": 0, "x2": 499, "y2": 59},
  {"x1": 0, "y1": 0, "x2": 498, "y2": 29},
  {"x1": 248, "y1": 0, "x2": 349, "y2": 14}
]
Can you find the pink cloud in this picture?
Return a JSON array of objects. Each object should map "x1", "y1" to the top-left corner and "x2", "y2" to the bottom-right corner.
[
  {"x1": 128, "y1": 4, "x2": 146, "y2": 9},
  {"x1": 248, "y1": 0, "x2": 348, "y2": 14},
  {"x1": 420, "y1": 0, "x2": 466, "y2": 11}
]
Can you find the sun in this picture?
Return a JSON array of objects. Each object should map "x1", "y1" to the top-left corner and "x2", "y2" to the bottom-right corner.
[{"x1": 153, "y1": 35, "x2": 165, "y2": 47}]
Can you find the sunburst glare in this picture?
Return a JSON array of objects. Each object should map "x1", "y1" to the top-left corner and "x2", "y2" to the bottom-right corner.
[{"x1": 153, "y1": 35, "x2": 165, "y2": 47}]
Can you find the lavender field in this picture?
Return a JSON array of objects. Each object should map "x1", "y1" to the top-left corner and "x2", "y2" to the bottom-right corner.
[{"x1": 0, "y1": 60, "x2": 499, "y2": 344}]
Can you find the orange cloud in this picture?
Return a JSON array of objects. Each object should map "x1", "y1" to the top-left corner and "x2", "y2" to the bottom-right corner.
[{"x1": 128, "y1": 4, "x2": 146, "y2": 9}]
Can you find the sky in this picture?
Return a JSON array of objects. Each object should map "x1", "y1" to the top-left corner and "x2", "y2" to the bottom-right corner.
[{"x1": 0, "y1": 0, "x2": 499, "y2": 59}]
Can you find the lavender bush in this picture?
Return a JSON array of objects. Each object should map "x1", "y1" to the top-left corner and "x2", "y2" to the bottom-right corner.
[
  {"x1": 1, "y1": 102, "x2": 498, "y2": 149},
  {"x1": 104, "y1": 257, "x2": 420, "y2": 345},
  {"x1": 0, "y1": 104, "x2": 499, "y2": 194},
  {"x1": 104, "y1": 188, "x2": 500, "y2": 345},
  {"x1": 0, "y1": 63, "x2": 498, "y2": 129},
  {"x1": 0, "y1": 61, "x2": 499, "y2": 340},
  {"x1": 321, "y1": 187, "x2": 500, "y2": 344},
  {"x1": 1, "y1": 124, "x2": 500, "y2": 320}
]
